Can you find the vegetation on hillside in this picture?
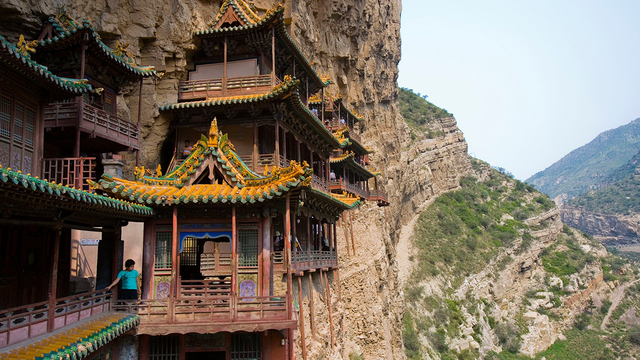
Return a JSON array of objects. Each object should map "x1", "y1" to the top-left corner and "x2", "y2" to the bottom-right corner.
[
  {"x1": 399, "y1": 87, "x2": 452, "y2": 132},
  {"x1": 526, "y1": 118, "x2": 640, "y2": 199},
  {"x1": 403, "y1": 159, "x2": 640, "y2": 359},
  {"x1": 567, "y1": 173, "x2": 640, "y2": 215}
]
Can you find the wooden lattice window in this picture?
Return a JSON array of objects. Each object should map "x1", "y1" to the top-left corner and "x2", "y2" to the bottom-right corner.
[
  {"x1": 238, "y1": 229, "x2": 258, "y2": 267},
  {"x1": 155, "y1": 226, "x2": 172, "y2": 269},
  {"x1": 180, "y1": 236, "x2": 198, "y2": 266},
  {"x1": 231, "y1": 333, "x2": 261, "y2": 360},
  {"x1": 0, "y1": 92, "x2": 36, "y2": 173},
  {"x1": 150, "y1": 335, "x2": 180, "y2": 360}
]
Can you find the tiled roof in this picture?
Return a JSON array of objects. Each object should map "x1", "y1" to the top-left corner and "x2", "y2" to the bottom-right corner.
[
  {"x1": 91, "y1": 119, "x2": 314, "y2": 206},
  {"x1": 311, "y1": 188, "x2": 362, "y2": 209},
  {"x1": 37, "y1": 10, "x2": 156, "y2": 77},
  {"x1": 159, "y1": 77, "x2": 346, "y2": 151},
  {"x1": 159, "y1": 76, "x2": 299, "y2": 111},
  {"x1": 195, "y1": 2, "x2": 330, "y2": 89},
  {"x1": 0, "y1": 35, "x2": 93, "y2": 95},
  {"x1": 0, "y1": 314, "x2": 138, "y2": 360},
  {"x1": 309, "y1": 93, "x2": 364, "y2": 122},
  {"x1": 0, "y1": 165, "x2": 153, "y2": 216},
  {"x1": 330, "y1": 151, "x2": 378, "y2": 178},
  {"x1": 332, "y1": 125, "x2": 372, "y2": 155}
]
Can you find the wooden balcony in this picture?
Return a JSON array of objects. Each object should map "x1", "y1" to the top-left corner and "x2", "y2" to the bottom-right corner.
[
  {"x1": 44, "y1": 102, "x2": 140, "y2": 150},
  {"x1": 112, "y1": 293, "x2": 294, "y2": 335},
  {"x1": 0, "y1": 290, "x2": 113, "y2": 349},
  {"x1": 330, "y1": 178, "x2": 370, "y2": 199},
  {"x1": 178, "y1": 75, "x2": 281, "y2": 101},
  {"x1": 42, "y1": 157, "x2": 96, "y2": 191},
  {"x1": 369, "y1": 189, "x2": 390, "y2": 207},
  {"x1": 292, "y1": 250, "x2": 338, "y2": 272},
  {"x1": 311, "y1": 174, "x2": 329, "y2": 193}
]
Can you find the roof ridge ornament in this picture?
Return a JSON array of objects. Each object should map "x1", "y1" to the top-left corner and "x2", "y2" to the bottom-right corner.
[
  {"x1": 16, "y1": 35, "x2": 37, "y2": 57},
  {"x1": 208, "y1": 117, "x2": 219, "y2": 147}
]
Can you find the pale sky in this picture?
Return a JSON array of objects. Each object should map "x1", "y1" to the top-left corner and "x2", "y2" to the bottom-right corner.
[{"x1": 398, "y1": 0, "x2": 640, "y2": 180}]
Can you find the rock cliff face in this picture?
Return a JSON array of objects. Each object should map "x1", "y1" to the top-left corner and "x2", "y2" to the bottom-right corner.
[
  {"x1": 561, "y1": 206, "x2": 640, "y2": 245},
  {"x1": 0, "y1": 0, "x2": 479, "y2": 358}
]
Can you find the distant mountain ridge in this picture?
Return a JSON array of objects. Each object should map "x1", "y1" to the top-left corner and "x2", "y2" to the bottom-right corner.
[{"x1": 526, "y1": 118, "x2": 640, "y2": 199}]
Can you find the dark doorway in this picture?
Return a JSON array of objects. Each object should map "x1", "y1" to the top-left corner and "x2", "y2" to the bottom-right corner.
[{"x1": 186, "y1": 351, "x2": 226, "y2": 360}]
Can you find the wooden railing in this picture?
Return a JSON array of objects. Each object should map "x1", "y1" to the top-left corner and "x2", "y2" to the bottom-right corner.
[
  {"x1": 272, "y1": 251, "x2": 284, "y2": 264},
  {"x1": 180, "y1": 279, "x2": 232, "y2": 298},
  {"x1": 112, "y1": 294, "x2": 290, "y2": 326},
  {"x1": 291, "y1": 250, "x2": 338, "y2": 271},
  {"x1": 330, "y1": 178, "x2": 369, "y2": 199},
  {"x1": 42, "y1": 157, "x2": 96, "y2": 191},
  {"x1": 369, "y1": 189, "x2": 389, "y2": 206},
  {"x1": 279, "y1": 157, "x2": 291, "y2": 168},
  {"x1": 311, "y1": 174, "x2": 329, "y2": 193},
  {"x1": 0, "y1": 290, "x2": 112, "y2": 348},
  {"x1": 44, "y1": 102, "x2": 140, "y2": 150},
  {"x1": 178, "y1": 75, "x2": 280, "y2": 100}
]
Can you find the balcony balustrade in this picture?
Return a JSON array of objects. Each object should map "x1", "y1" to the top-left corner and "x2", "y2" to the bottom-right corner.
[
  {"x1": 0, "y1": 290, "x2": 112, "y2": 348},
  {"x1": 291, "y1": 250, "x2": 338, "y2": 272},
  {"x1": 44, "y1": 102, "x2": 140, "y2": 150},
  {"x1": 369, "y1": 189, "x2": 390, "y2": 206},
  {"x1": 311, "y1": 174, "x2": 329, "y2": 193},
  {"x1": 330, "y1": 178, "x2": 370, "y2": 199},
  {"x1": 42, "y1": 157, "x2": 96, "y2": 191},
  {"x1": 178, "y1": 75, "x2": 281, "y2": 101}
]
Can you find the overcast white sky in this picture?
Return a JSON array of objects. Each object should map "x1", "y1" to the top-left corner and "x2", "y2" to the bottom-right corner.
[{"x1": 398, "y1": 0, "x2": 640, "y2": 180}]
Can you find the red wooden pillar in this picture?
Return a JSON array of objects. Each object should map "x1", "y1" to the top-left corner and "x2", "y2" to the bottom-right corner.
[
  {"x1": 142, "y1": 220, "x2": 154, "y2": 299},
  {"x1": 223, "y1": 36, "x2": 228, "y2": 94},
  {"x1": 170, "y1": 206, "x2": 178, "y2": 322},
  {"x1": 262, "y1": 217, "x2": 271, "y2": 297},
  {"x1": 275, "y1": 121, "x2": 280, "y2": 166},
  {"x1": 232, "y1": 206, "x2": 238, "y2": 301},
  {"x1": 308, "y1": 272, "x2": 316, "y2": 338},
  {"x1": 297, "y1": 276, "x2": 307, "y2": 360},
  {"x1": 136, "y1": 78, "x2": 143, "y2": 167},
  {"x1": 285, "y1": 195, "x2": 293, "y2": 317},
  {"x1": 350, "y1": 210, "x2": 356, "y2": 256},
  {"x1": 253, "y1": 122, "x2": 258, "y2": 172},
  {"x1": 324, "y1": 272, "x2": 334, "y2": 348},
  {"x1": 139, "y1": 335, "x2": 150, "y2": 360},
  {"x1": 47, "y1": 226, "x2": 62, "y2": 332}
]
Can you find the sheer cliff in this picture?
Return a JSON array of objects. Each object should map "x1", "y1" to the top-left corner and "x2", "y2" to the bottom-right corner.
[{"x1": 0, "y1": 0, "x2": 477, "y2": 358}]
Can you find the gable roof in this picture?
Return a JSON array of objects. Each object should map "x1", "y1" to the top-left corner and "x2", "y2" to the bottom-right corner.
[
  {"x1": 91, "y1": 119, "x2": 314, "y2": 206},
  {"x1": 36, "y1": 9, "x2": 156, "y2": 78},
  {"x1": 0, "y1": 35, "x2": 93, "y2": 96},
  {"x1": 195, "y1": 1, "x2": 330, "y2": 90},
  {"x1": 330, "y1": 151, "x2": 379, "y2": 178}
]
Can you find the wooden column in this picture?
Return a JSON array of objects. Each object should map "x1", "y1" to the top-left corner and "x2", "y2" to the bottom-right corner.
[
  {"x1": 47, "y1": 226, "x2": 62, "y2": 332},
  {"x1": 253, "y1": 122, "x2": 258, "y2": 172},
  {"x1": 271, "y1": 26, "x2": 276, "y2": 84},
  {"x1": 232, "y1": 206, "x2": 238, "y2": 299},
  {"x1": 285, "y1": 195, "x2": 293, "y2": 319},
  {"x1": 282, "y1": 129, "x2": 288, "y2": 164},
  {"x1": 296, "y1": 138, "x2": 301, "y2": 163},
  {"x1": 320, "y1": 87, "x2": 325, "y2": 123},
  {"x1": 306, "y1": 213, "x2": 311, "y2": 263},
  {"x1": 139, "y1": 335, "x2": 149, "y2": 360},
  {"x1": 223, "y1": 36, "x2": 228, "y2": 94},
  {"x1": 342, "y1": 214, "x2": 350, "y2": 257},
  {"x1": 179, "y1": 334, "x2": 186, "y2": 360},
  {"x1": 262, "y1": 217, "x2": 271, "y2": 297},
  {"x1": 136, "y1": 78, "x2": 143, "y2": 167},
  {"x1": 308, "y1": 272, "x2": 316, "y2": 338},
  {"x1": 297, "y1": 276, "x2": 307, "y2": 360},
  {"x1": 171, "y1": 206, "x2": 178, "y2": 312},
  {"x1": 350, "y1": 210, "x2": 356, "y2": 256},
  {"x1": 324, "y1": 271, "x2": 334, "y2": 348},
  {"x1": 309, "y1": 151, "x2": 314, "y2": 177},
  {"x1": 142, "y1": 220, "x2": 154, "y2": 299},
  {"x1": 275, "y1": 121, "x2": 280, "y2": 166}
]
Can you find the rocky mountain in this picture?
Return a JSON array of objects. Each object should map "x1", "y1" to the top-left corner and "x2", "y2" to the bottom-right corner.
[
  {"x1": 526, "y1": 118, "x2": 640, "y2": 200},
  {"x1": 4, "y1": 1, "x2": 640, "y2": 359}
]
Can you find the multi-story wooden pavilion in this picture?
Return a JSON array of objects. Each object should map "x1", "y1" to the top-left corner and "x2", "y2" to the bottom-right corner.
[{"x1": 0, "y1": 33, "x2": 151, "y2": 359}]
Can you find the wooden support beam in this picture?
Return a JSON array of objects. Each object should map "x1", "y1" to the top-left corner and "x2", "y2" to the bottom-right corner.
[
  {"x1": 47, "y1": 226, "x2": 62, "y2": 332},
  {"x1": 142, "y1": 220, "x2": 154, "y2": 299},
  {"x1": 262, "y1": 217, "x2": 271, "y2": 297},
  {"x1": 285, "y1": 195, "x2": 293, "y2": 320},
  {"x1": 350, "y1": 210, "x2": 356, "y2": 256},
  {"x1": 342, "y1": 214, "x2": 350, "y2": 257},
  {"x1": 308, "y1": 272, "x2": 316, "y2": 338},
  {"x1": 297, "y1": 276, "x2": 307, "y2": 360},
  {"x1": 324, "y1": 271, "x2": 334, "y2": 348},
  {"x1": 232, "y1": 205, "x2": 238, "y2": 321}
]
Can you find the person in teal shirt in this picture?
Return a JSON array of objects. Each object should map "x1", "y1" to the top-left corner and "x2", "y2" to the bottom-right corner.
[{"x1": 106, "y1": 259, "x2": 140, "y2": 300}]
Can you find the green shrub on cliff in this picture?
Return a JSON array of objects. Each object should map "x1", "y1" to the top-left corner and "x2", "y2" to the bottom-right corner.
[{"x1": 399, "y1": 87, "x2": 452, "y2": 130}]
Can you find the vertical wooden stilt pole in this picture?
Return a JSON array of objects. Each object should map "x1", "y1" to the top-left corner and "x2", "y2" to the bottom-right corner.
[
  {"x1": 285, "y1": 195, "x2": 293, "y2": 318},
  {"x1": 232, "y1": 205, "x2": 238, "y2": 320},
  {"x1": 342, "y1": 214, "x2": 350, "y2": 257},
  {"x1": 350, "y1": 210, "x2": 356, "y2": 256},
  {"x1": 308, "y1": 272, "x2": 316, "y2": 338},
  {"x1": 170, "y1": 206, "x2": 178, "y2": 322},
  {"x1": 297, "y1": 276, "x2": 307, "y2": 360},
  {"x1": 324, "y1": 271, "x2": 334, "y2": 348},
  {"x1": 47, "y1": 226, "x2": 61, "y2": 332}
]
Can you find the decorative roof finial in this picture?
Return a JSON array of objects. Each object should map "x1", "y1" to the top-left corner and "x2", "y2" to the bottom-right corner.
[
  {"x1": 208, "y1": 118, "x2": 219, "y2": 147},
  {"x1": 17, "y1": 35, "x2": 37, "y2": 57}
]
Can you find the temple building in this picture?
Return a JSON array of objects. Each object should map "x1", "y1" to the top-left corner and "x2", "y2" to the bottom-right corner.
[{"x1": 0, "y1": 1, "x2": 388, "y2": 359}]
